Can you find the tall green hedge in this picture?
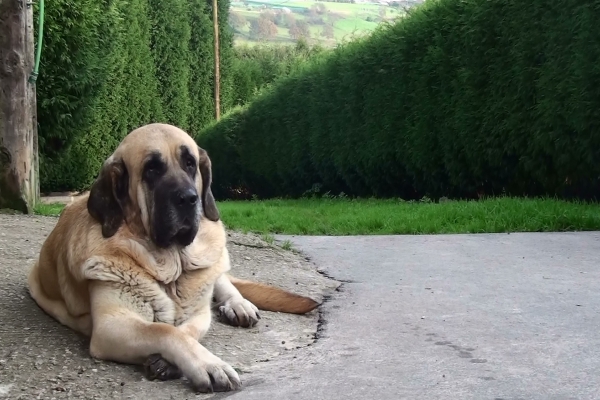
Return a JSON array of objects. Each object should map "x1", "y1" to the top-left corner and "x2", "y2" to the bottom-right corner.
[
  {"x1": 198, "y1": 0, "x2": 600, "y2": 200},
  {"x1": 228, "y1": 40, "x2": 326, "y2": 108},
  {"x1": 36, "y1": 0, "x2": 234, "y2": 191},
  {"x1": 148, "y1": 0, "x2": 191, "y2": 129}
]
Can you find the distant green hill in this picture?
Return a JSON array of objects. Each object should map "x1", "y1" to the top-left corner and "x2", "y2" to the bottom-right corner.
[{"x1": 228, "y1": 0, "x2": 423, "y2": 47}]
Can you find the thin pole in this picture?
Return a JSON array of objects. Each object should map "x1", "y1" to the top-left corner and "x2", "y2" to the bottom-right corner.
[
  {"x1": 213, "y1": 0, "x2": 220, "y2": 120},
  {"x1": 29, "y1": 0, "x2": 45, "y2": 83}
]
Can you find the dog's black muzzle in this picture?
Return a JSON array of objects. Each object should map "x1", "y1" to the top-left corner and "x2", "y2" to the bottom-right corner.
[{"x1": 153, "y1": 178, "x2": 200, "y2": 248}]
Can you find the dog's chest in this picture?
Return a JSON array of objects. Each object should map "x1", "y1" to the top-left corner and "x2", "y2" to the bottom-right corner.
[
  {"x1": 113, "y1": 273, "x2": 177, "y2": 325},
  {"x1": 82, "y1": 253, "x2": 179, "y2": 325},
  {"x1": 168, "y1": 267, "x2": 223, "y2": 324}
]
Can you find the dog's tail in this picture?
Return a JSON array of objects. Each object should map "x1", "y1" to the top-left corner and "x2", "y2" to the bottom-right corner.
[{"x1": 228, "y1": 275, "x2": 320, "y2": 314}]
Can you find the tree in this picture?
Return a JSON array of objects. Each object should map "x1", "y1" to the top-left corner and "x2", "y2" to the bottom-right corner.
[
  {"x1": 0, "y1": 0, "x2": 39, "y2": 212},
  {"x1": 259, "y1": 10, "x2": 276, "y2": 23},
  {"x1": 321, "y1": 23, "x2": 334, "y2": 39},
  {"x1": 308, "y1": 4, "x2": 326, "y2": 24},
  {"x1": 229, "y1": 11, "x2": 247, "y2": 30},
  {"x1": 249, "y1": 16, "x2": 278, "y2": 41},
  {"x1": 314, "y1": 3, "x2": 327, "y2": 15},
  {"x1": 327, "y1": 12, "x2": 341, "y2": 26},
  {"x1": 275, "y1": 10, "x2": 295, "y2": 27},
  {"x1": 283, "y1": 12, "x2": 296, "y2": 28},
  {"x1": 289, "y1": 20, "x2": 310, "y2": 40},
  {"x1": 378, "y1": 6, "x2": 387, "y2": 20}
]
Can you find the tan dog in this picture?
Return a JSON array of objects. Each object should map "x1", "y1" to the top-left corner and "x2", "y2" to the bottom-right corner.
[{"x1": 27, "y1": 123, "x2": 319, "y2": 393}]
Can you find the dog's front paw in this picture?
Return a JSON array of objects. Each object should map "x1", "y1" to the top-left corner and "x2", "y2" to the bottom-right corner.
[
  {"x1": 219, "y1": 297, "x2": 260, "y2": 328},
  {"x1": 144, "y1": 353, "x2": 183, "y2": 381},
  {"x1": 191, "y1": 356, "x2": 242, "y2": 393}
]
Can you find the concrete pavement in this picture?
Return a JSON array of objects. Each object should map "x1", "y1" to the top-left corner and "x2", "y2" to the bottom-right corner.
[
  {"x1": 0, "y1": 214, "x2": 338, "y2": 399},
  {"x1": 3, "y1": 212, "x2": 600, "y2": 399},
  {"x1": 218, "y1": 232, "x2": 600, "y2": 400}
]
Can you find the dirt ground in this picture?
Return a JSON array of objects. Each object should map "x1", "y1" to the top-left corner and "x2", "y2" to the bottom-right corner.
[{"x1": 0, "y1": 214, "x2": 339, "y2": 399}]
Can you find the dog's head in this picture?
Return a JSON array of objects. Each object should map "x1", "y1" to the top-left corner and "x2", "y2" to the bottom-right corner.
[{"x1": 87, "y1": 123, "x2": 219, "y2": 248}]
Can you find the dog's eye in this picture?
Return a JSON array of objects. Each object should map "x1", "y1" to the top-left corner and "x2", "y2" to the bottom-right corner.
[
  {"x1": 144, "y1": 159, "x2": 164, "y2": 180},
  {"x1": 186, "y1": 158, "x2": 196, "y2": 169}
]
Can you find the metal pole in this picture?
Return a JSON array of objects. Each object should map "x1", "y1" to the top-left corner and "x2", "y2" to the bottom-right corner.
[{"x1": 213, "y1": 0, "x2": 220, "y2": 120}]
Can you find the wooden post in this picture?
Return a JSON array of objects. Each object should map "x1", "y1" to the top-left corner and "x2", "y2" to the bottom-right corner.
[
  {"x1": 0, "y1": 0, "x2": 39, "y2": 213},
  {"x1": 213, "y1": 0, "x2": 220, "y2": 120}
]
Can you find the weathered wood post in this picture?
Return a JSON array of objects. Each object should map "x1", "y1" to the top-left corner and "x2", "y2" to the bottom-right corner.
[{"x1": 0, "y1": 0, "x2": 39, "y2": 213}]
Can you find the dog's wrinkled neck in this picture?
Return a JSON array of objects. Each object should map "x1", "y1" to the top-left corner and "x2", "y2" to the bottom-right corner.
[
  {"x1": 125, "y1": 238, "x2": 183, "y2": 284},
  {"x1": 179, "y1": 219, "x2": 227, "y2": 271}
]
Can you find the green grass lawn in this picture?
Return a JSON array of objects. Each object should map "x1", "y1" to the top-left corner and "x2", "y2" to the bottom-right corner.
[
  {"x1": 34, "y1": 203, "x2": 66, "y2": 216},
  {"x1": 34, "y1": 197, "x2": 600, "y2": 236}
]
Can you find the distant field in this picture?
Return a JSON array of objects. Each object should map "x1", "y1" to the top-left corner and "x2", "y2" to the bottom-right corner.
[
  {"x1": 229, "y1": 0, "x2": 405, "y2": 47},
  {"x1": 279, "y1": 0, "x2": 388, "y2": 13}
]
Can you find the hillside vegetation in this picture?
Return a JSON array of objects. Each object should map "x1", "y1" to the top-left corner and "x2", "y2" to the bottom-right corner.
[
  {"x1": 228, "y1": 0, "x2": 415, "y2": 47},
  {"x1": 198, "y1": 0, "x2": 600, "y2": 201},
  {"x1": 229, "y1": 40, "x2": 326, "y2": 106}
]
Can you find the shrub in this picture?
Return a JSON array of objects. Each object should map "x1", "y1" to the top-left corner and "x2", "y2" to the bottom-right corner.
[
  {"x1": 228, "y1": 40, "x2": 325, "y2": 108},
  {"x1": 198, "y1": 0, "x2": 600, "y2": 201},
  {"x1": 38, "y1": 0, "x2": 164, "y2": 191},
  {"x1": 36, "y1": 0, "x2": 234, "y2": 191},
  {"x1": 148, "y1": 0, "x2": 192, "y2": 129}
]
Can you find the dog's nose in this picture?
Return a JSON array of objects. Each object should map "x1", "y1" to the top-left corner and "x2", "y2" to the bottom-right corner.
[{"x1": 175, "y1": 188, "x2": 198, "y2": 208}]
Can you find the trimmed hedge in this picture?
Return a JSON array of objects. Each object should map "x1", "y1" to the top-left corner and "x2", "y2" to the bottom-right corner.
[
  {"x1": 228, "y1": 40, "x2": 326, "y2": 108},
  {"x1": 198, "y1": 0, "x2": 600, "y2": 201},
  {"x1": 36, "y1": 0, "x2": 234, "y2": 192}
]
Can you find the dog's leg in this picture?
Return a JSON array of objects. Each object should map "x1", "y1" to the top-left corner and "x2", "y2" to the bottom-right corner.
[
  {"x1": 28, "y1": 263, "x2": 93, "y2": 336},
  {"x1": 177, "y1": 310, "x2": 213, "y2": 340},
  {"x1": 90, "y1": 311, "x2": 240, "y2": 392},
  {"x1": 214, "y1": 273, "x2": 260, "y2": 328},
  {"x1": 89, "y1": 283, "x2": 241, "y2": 392},
  {"x1": 145, "y1": 308, "x2": 213, "y2": 382}
]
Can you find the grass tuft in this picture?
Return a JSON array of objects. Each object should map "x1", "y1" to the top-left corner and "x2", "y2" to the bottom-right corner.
[
  {"x1": 261, "y1": 233, "x2": 275, "y2": 244},
  {"x1": 34, "y1": 203, "x2": 66, "y2": 217},
  {"x1": 280, "y1": 239, "x2": 294, "y2": 250}
]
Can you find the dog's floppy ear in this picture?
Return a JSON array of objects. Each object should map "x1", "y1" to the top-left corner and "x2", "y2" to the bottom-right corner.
[
  {"x1": 87, "y1": 156, "x2": 130, "y2": 237},
  {"x1": 197, "y1": 146, "x2": 219, "y2": 221}
]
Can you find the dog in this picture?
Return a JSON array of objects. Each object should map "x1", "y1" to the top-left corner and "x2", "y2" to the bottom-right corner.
[{"x1": 27, "y1": 123, "x2": 320, "y2": 392}]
